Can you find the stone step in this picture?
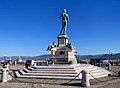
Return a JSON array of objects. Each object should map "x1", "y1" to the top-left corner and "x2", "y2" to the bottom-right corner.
[
  {"x1": 32, "y1": 66, "x2": 74, "y2": 69},
  {"x1": 74, "y1": 66, "x2": 97, "y2": 71},
  {"x1": 75, "y1": 66, "x2": 108, "y2": 72},
  {"x1": 28, "y1": 69, "x2": 75, "y2": 71},
  {"x1": 75, "y1": 67, "x2": 101, "y2": 73},
  {"x1": 89, "y1": 72, "x2": 110, "y2": 79},
  {"x1": 23, "y1": 68, "x2": 76, "y2": 74},
  {"x1": 19, "y1": 70, "x2": 78, "y2": 77},
  {"x1": 28, "y1": 67, "x2": 75, "y2": 71},
  {"x1": 15, "y1": 71, "x2": 80, "y2": 80},
  {"x1": 89, "y1": 69, "x2": 107, "y2": 74},
  {"x1": 90, "y1": 71, "x2": 110, "y2": 76}
]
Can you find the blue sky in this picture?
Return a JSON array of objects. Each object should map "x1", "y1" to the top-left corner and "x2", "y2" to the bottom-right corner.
[{"x1": 0, "y1": 0, "x2": 120, "y2": 56}]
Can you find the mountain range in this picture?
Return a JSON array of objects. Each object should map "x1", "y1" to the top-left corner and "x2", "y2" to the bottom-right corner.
[{"x1": 0, "y1": 53, "x2": 120, "y2": 61}]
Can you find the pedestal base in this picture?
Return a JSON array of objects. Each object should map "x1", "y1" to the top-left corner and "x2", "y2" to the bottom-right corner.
[
  {"x1": 50, "y1": 57, "x2": 77, "y2": 64},
  {"x1": 55, "y1": 58, "x2": 68, "y2": 64},
  {"x1": 49, "y1": 34, "x2": 77, "y2": 65}
]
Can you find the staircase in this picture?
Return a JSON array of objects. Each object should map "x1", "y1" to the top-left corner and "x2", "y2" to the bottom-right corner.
[
  {"x1": 73, "y1": 64, "x2": 111, "y2": 79},
  {"x1": 15, "y1": 65, "x2": 79, "y2": 80},
  {"x1": 15, "y1": 64, "x2": 111, "y2": 82}
]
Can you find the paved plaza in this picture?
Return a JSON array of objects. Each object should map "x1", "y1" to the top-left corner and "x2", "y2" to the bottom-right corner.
[{"x1": 0, "y1": 65, "x2": 120, "y2": 88}]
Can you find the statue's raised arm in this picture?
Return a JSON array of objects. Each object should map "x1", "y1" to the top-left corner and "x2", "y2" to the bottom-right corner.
[{"x1": 60, "y1": 9, "x2": 69, "y2": 35}]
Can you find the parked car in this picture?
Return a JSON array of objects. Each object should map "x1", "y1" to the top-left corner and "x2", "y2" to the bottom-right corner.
[
  {"x1": 90, "y1": 59, "x2": 109, "y2": 67},
  {"x1": 97, "y1": 59, "x2": 109, "y2": 67}
]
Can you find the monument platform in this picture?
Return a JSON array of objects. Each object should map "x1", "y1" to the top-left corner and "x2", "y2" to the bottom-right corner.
[
  {"x1": 15, "y1": 64, "x2": 111, "y2": 82},
  {"x1": 48, "y1": 34, "x2": 77, "y2": 64}
]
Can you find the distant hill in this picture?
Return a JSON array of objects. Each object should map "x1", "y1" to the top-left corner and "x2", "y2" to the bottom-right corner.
[
  {"x1": 0, "y1": 55, "x2": 49, "y2": 61},
  {"x1": 0, "y1": 53, "x2": 120, "y2": 61},
  {"x1": 31, "y1": 54, "x2": 49, "y2": 60},
  {"x1": 0, "y1": 56, "x2": 31, "y2": 61},
  {"x1": 76, "y1": 53, "x2": 120, "y2": 60}
]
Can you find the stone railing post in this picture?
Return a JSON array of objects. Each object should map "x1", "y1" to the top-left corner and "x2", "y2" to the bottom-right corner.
[
  {"x1": 81, "y1": 70, "x2": 90, "y2": 87},
  {"x1": 2, "y1": 68, "x2": 7, "y2": 82}
]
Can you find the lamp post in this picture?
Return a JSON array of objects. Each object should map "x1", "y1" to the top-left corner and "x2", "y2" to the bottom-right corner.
[
  {"x1": 109, "y1": 52, "x2": 113, "y2": 65},
  {"x1": 3, "y1": 55, "x2": 7, "y2": 62}
]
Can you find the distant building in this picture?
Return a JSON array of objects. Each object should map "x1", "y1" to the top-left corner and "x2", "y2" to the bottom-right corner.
[
  {"x1": 109, "y1": 59, "x2": 120, "y2": 66},
  {"x1": 16, "y1": 56, "x2": 22, "y2": 63}
]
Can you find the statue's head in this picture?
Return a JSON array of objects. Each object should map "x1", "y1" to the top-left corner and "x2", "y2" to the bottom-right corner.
[{"x1": 63, "y1": 9, "x2": 66, "y2": 13}]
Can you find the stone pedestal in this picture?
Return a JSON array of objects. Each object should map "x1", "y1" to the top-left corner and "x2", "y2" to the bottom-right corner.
[
  {"x1": 108, "y1": 63, "x2": 111, "y2": 70},
  {"x1": 58, "y1": 34, "x2": 68, "y2": 46},
  {"x1": 81, "y1": 70, "x2": 90, "y2": 87},
  {"x1": 49, "y1": 34, "x2": 77, "y2": 64},
  {"x1": 2, "y1": 68, "x2": 7, "y2": 82}
]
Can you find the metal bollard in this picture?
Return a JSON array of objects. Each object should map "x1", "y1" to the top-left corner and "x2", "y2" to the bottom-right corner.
[
  {"x1": 108, "y1": 63, "x2": 111, "y2": 70},
  {"x1": 14, "y1": 61, "x2": 16, "y2": 65},
  {"x1": 81, "y1": 70, "x2": 90, "y2": 87},
  {"x1": 34, "y1": 63, "x2": 36, "y2": 66},
  {"x1": 118, "y1": 71, "x2": 120, "y2": 77},
  {"x1": 52, "y1": 62, "x2": 54, "y2": 65},
  {"x1": 2, "y1": 68, "x2": 7, "y2": 82}
]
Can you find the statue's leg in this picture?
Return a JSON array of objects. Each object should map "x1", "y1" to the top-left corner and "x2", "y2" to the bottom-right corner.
[
  {"x1": 63, "y1": 28, "x2": 66, "y2": 35},
  {"x1": 60, "y1": 29, "x2": 63, "y2": 34},
  {"x1": 64, "y1": 28, "x2": 66, "y2": 34},
  {"x1": 63, "y1": 22, "x2": 67, "y2": 35}
]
